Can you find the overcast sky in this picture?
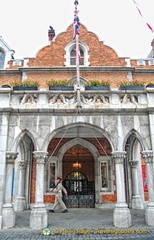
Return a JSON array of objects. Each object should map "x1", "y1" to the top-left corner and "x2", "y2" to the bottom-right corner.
[{"x1": 0, "y1": 0, "x2": 154, "y2": 59}]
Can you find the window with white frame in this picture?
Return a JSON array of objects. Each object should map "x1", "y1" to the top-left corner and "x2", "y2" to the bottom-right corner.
[
  {"x1": 70, "y1": 48, "x2": 84, "y2": 66},
  {"x1": 101, "y1": 161, "x2": 109, "y2": 190},
  {"x1": 0, "y1": 49, "x2": 5, "y2": 69},
  {"x1": 64, "y1": 41, "x2": 89, "y2": 67}
]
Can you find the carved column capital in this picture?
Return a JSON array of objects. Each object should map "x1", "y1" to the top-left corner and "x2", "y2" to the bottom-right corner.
[
  {"x1": 141, "y1": 150, "x2": 153, "y2": 164},
  {"x1": 6, "y1": 151, "x2": 18, "y2": 164},
  {"x1": 33, "y1": 151, "x2": 48, "y2": 164},
  {"x1": 111, "y1": 151, "x2": 127, "y2": 164},
  {"x1": 18, "y1": 160, "x2": 27, "y2": 170},
  {"x1": 129, "y1": 160, "x2": 139, "y2": 167}
]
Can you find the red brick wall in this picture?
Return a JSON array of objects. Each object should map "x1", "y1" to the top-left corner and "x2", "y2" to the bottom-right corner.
[
  {"x1": 1, "y1": 24, "x2": 154, "y2": 88},
  {"x1": 30, "y1": 158, "x2": 36, "y2": 203},
  {"x1": 102, "y1": 191, "x2": 117, "y2": 202}
]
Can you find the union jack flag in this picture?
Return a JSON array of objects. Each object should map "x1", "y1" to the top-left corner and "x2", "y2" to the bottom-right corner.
[{"x1": 73, "y1": 9, "x2": 80, "y2": 39}]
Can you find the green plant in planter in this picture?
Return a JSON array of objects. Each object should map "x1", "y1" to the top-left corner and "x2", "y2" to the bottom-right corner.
[
  {"x1": 11, "y1": 80, "x2": 40, "y2": 87},
  {"x1": 46, "y1": 79, "x2": 74, "y2": 86},
  {"x1": 85, "y1": 80, "x2": 110, "y2": 87},
  {"x1": 119, "y1": 80, "x2": 144, "y2": 87}
]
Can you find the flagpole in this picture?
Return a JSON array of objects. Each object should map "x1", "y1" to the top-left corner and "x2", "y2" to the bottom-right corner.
[
  {"x1": 74, "y1": 0, "x2": 82, "y2": 110},
  {"x1": 76, "y1": 34, "x2": 81, "y2": 109}
]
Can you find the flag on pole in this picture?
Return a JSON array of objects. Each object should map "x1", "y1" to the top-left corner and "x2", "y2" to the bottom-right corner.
[
  {"x1": 73, "y1": 1, "x2": 81, "y2": 62},
  {"x1": 73, "y1": 9, "x2": 80, "y2": 39},
  {"x1": 132, "y1": 0, "x2": 154, "y2": 34}
]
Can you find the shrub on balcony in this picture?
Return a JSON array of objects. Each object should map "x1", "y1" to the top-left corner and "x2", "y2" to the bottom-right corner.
[
  {"x1": 85, "y1": 80, "x2": 110, "y2": 90},
  {"x1": 11, "y1": 81, "x2": 40, "y2": 90},
  {"x1": 46, "y1": 79, "x2": 74, "y2": 91},
  {"x1": 119, "y1": 81, "x2": 144, "y2": 90}
]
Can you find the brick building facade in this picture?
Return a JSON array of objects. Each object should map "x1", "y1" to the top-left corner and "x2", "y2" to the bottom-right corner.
[{"x1": 0, "y1": 23, "x2": 154, "y2": 229}]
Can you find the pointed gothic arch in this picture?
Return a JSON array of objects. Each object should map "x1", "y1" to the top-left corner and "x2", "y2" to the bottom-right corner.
[
  {"x1": 12, "y1": 129, "x2": 38, "y2": 152},
  {"x1": 123, "y1": 128, "x2": 149, "y2": 152}
]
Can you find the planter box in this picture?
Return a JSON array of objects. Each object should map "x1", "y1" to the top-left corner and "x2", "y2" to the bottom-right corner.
[
  {"x1": 13, "y1": 86, "x2": 38, "y2": 91},
  {"x1": 119, "y1": 86, "x2": 144, "y2": 90},
  {"x1": 146, "y1": 84, "x2": 154, "y2": 88},
  {"x1": 85, "y1": 86, "x2": 110, "y2": 91},
  {"x1": 2, "y1": 85, "x2": 11, "y2": 88},
  {"x1": 49, "y1": 86, "x2": 74, "y2": 91}
]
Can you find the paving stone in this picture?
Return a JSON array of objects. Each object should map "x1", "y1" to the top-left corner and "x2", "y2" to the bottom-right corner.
[{"x1": 0, "y1": 209, "x2": 154, "y2": 239}]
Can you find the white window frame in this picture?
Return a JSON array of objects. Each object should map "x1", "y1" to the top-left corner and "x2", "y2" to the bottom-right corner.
[
  {"x1": 64, "y1": 41, "x2": 90, "y2": 67},
  {"x1": 0, "y1": 48, "x2": 5, "y2": 69},
  {"x1": 101, "y1": 161, "x2": 109, "y2": 191},
  {"x1": 98, "y1": 156, "x2": 113, "y2": 193},
  {"x1": 47, "y1": 157, "x2": 58, "y2": 191}
]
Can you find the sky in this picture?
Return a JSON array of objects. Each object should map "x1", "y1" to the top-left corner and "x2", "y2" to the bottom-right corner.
[{"x1": 0, "y1": 0, "x2": 154, "y2": 60}]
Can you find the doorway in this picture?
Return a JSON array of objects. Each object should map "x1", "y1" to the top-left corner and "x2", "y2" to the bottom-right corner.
[{"x1": 63, "y1": 145, "x2": 95, "y2": 208}]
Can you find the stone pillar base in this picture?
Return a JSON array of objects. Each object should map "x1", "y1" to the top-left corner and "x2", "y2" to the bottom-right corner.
[
  {"x1": 132, "y1": 195, "x2": 142, "y2": 209},
  {"x1": 113, "y1": 203, "x2": 132, "y2": 228},
  {"x1": 30, "y1": 204, "x2": 48, "y2": 229},
  {"x1": 145, "y1": 202, "x2": 154, "y2": 226},
  {"x1": 2, "y1": 204, "x2": 15, "y2": 229},
  {"x1": 0, "y1": 216, "x2": 3, "y2": 229},
  {"x1": 14, "y1": 196, "x2": 26, "y2": 211}
]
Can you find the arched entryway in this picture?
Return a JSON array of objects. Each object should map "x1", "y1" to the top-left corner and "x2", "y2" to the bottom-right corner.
[
  {"x1": 62, "y1": 144, "x2": 95, "y2": 207},
  {"x1": 124, "y1": 133, "x2": 145, "y2": 209},
  {"x1": 13, "y1": 133, "x2": 34, "y2": 211}
]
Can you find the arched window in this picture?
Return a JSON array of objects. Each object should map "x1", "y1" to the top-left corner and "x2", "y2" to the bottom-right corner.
[
  {"x1": 65, "y1": 41, "x2": 89, "y2": 67},
  {"x1": 0, "y1": 49, "x2": 5, "y2": 69}
]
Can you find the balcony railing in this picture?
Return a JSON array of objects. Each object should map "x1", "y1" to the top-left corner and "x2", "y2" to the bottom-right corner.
[{"x1": 0, "y1": 88, "x2": 153, "y2": 111}]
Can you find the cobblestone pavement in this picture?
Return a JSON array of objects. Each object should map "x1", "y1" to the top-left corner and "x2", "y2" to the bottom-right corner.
[{"x1": 0, "y1": 208, "x2": 154, "y2": 239}]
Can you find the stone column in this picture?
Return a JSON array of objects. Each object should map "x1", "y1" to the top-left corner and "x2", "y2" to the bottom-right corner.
[
  {"x1": 0, "y1": 113, "x2": 10, "y2": 229},
  {"x1": 15, "y1": 160, "x2": 27, "y2": 211},
  {"x1": 2, "y1": 151, "x2": 18, "y2": 229},
  {"x1": 129, "y1": 160, "x2": 142, "y2": 209},
  {"x1": 142, "y1": 150, "x2": 154, "y2": 226},
  {"x1": 112, "y1": 151, "x2": 132, "y2": 228},
  {"x1": 30, "y1": 151, "x2": 48, "y2": 229}
]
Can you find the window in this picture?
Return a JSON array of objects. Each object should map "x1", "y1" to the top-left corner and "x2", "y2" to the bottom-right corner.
[
  {"x1": 0, "y1": 49, "x2": 5, "y2": 69},
  {"x1": 149, "y1": 58, "x2": 154, "y2": 66},
  {"x1": 64, "y1": 41, "x2": 89, "y2": 67},
  {"x1": 70, "y1": 48, "x2": 84, "y2": 66},
  {"x1": 101, "y1": 161, "x2": 108, "y2": 189}
]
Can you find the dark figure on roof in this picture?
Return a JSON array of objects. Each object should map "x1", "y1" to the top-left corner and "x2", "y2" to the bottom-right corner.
[{"x1": 48, "y1": 26, "x2": 55, "y2": 42}]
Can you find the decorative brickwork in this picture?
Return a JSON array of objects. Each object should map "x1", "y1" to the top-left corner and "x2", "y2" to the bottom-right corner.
[{"x1": 1, "y1": 23, "x2": 154, "y2": 89}]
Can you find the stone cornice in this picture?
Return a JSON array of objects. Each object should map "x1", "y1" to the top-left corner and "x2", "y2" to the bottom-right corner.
[
  {"x1": 19, "y1": 66, "x2": 136, "y2": 73},
  {"x1": 1, "y1": 66, "x2": 154, "y2": 74},
  {"x1": 0, "y1": 69, "x2": 21, "y2": 75},
  {"x1": 8, "y1": 107, "x2": 151, "y2": 115}
]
